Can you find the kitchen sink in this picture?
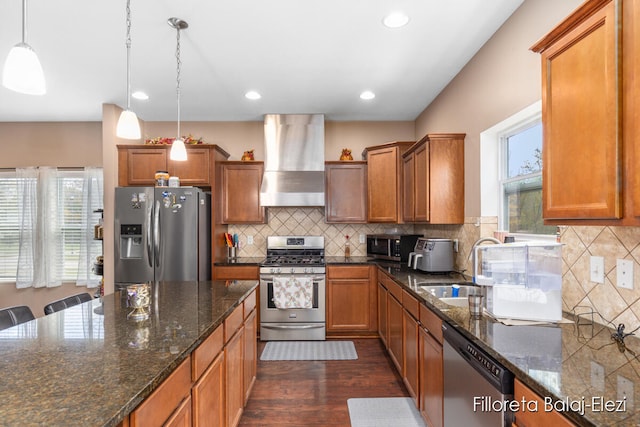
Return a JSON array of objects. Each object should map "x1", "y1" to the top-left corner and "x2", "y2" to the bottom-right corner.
[{"x1": 419, "y1": 283, "x2": 481, "y2": 307}]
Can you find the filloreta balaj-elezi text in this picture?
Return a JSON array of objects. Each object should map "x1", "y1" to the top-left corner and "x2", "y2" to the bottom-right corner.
[{"x1": 474, "y1": 395, "x2": 627, "y2": 417}]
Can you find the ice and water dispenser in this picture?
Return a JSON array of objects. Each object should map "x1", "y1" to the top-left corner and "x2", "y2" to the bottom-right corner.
[
  {"x1": 474, "y1": 242, "x2": 563, "y2": 322},
  {"x1": 120, "y1": 224, "x2": 143, "y2": 259}
]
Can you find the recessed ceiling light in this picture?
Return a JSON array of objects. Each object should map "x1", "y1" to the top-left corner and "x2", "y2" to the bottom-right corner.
[
  {"x1": 383, "y1": 12, "x2": 409, "y2": 29},
  {"x1": 360, "y1": 91, "x2": 375, "y2": 100},
  {"x1": 131, "y1": 91, "x2": 149, "y2": 100},
  {"x1": 245, "y1": 91, "x2": 261, "y2": 100}
]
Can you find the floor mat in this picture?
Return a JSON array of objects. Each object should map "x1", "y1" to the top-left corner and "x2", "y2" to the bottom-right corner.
[
  {"x1": 260, "y1": 340, "x2": 358, "y2": 361},
  {"x1": 347, "y1": 397, "x2": 426, "y2": 427}
]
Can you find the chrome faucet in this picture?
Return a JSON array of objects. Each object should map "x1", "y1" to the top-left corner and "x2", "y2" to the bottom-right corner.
[{"x1": 469, "y1": 237, "x2": 502, "y2": 283}]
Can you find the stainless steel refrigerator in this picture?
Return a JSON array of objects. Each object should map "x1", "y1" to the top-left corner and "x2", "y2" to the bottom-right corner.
[{"x1": 114, "y1": 187, "x2": 211, "y2": 285}]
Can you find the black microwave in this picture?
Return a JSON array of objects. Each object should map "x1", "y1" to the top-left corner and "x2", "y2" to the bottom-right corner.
[{"x1": 366, "y1": 234, "x2": 422, "y2": 262}]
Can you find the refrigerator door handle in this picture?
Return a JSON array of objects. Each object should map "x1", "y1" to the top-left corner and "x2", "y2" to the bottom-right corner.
[
  {"x1": 146, "y1": 204, "x2": 153, "y2": 268},
  {"x1": 154, "y1": 200, "x2": 161, "y2": 268}
]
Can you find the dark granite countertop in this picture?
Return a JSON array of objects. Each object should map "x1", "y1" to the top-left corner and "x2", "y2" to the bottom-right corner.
[
  {"x1": 214, "y1": 257, "x2": 264, "y2": 266},
  {"x1": 0, "y1": 280, "x2": 257, "y2": 427},
  {"x1": 381, "y1": 263, "x2": 640, "y2": 427},
  {"x1": 325, "y1": 256, "x2": 373, "y2": 264}
]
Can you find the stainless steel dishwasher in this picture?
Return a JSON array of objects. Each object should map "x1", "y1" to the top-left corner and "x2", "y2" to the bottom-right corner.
[{"x1": 442, "y1": 322, "x2": 514, "y2": 426}]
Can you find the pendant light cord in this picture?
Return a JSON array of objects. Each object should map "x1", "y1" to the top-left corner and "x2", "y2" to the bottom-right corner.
[
  {"x1": 125, "y1": 0, "x2": 132, "y2": 110},
  {"x1": 21, "y1": 0, "x2": 27, "y2": 44},
  {"x1": 175, "y1": 26, "x2": 182, "y2": 139}
]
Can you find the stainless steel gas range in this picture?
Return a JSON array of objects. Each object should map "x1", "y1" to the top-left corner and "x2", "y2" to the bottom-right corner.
[{"x1": 259, "y1": 236, "x2": 326, "y2": 341}]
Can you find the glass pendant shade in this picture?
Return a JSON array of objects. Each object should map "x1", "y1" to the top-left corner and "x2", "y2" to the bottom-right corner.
[
  {"x1": 2, "y1": 42, "x2": 46, "y2": 95},
  {"x1": 116, "y1": 109, "x2": 141, "y2": 139},
  {"x1": 170, "y1": 138, "x2": 188, "y2": 161}
]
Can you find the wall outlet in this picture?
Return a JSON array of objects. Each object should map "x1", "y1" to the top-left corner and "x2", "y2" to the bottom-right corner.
[
  {"x1": 617, "y1": 259, "x2": 634, "y2": 289},
  {"x1": 590, "y1": 256, "x2": 604, "y2": 284},
  {"x1": 247, "y1": 235, "x2": 254, "y2": 245},
  {"x1": 359, "y1": 234, "x2": 366, "y2": 244}
]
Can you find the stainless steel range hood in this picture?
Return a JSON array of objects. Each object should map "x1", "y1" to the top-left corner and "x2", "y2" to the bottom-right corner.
[{"x1": 260, "y1": 114, "x2": 325, "y2": 207}]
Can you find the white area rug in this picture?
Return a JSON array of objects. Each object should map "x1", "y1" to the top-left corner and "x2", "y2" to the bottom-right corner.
[
  {"x1": 260, "y1": 340, "x2": 358, "y2": 361},
  {"x1": 347, "y1": 397, "x2": 426, "y2": 427}
]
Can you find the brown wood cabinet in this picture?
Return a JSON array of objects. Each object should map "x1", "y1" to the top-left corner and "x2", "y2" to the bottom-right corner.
[
  {"x1": 117, "y1": 144, "x2": 229, "y2": 187},
  {"x1": 130, "y1": 356, "x2": 192, "y2": 427},
  {"x1": 513, "y1": 378, "x2": 576, "y2": 427},
  {"x1": 419, "y1": 304, "x2": 443, "y2": 427},
  {"x1": 377, "y1": 282, "x2": 388, "y2": 348},
  {"x1": 243, "y1": 305, "x2": 257, "y2": 405},
  {"x1": 326, "y1": 265, "x2": 377, "y2": 336},
  {"x1": 363, "y1": 141, "x2": 415, "y2": 223},
  {"x1": 219, "y1": 162, "x2": 266, "y2": 224},
  {"x1": 213, "y1": 265, "x2": 260, "y2": 280},
  {"x1": 402, "y1": 293, "x2": 419, "y2": 404},
  {"x1": 165, "y1": 395, "x2": 192, "y2": 427},
  {"x1": 387, "y1": 288, "x2": 403, "y2": 373},
  {"x1": 402, "y1": 134, "x2": 465, "y2": 224},
  {"x1": 192, "y1": 325, "x2": 225, "y2": 427},
  {"x1": 325, "y1": 161, "x2": 367, "y2": 223},
  {"x1": 226, "y1": 320, "x2": 244, "y2": 427},
  {"x1": 532, "y1": 0, "x2": 640, "y2": 225}
]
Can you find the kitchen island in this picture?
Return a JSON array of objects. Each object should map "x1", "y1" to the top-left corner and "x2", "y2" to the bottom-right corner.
[
  {"x1": 0, "y1": 280, "x2": 257, "y2": 426},
  {"x1": 379, "y1": 262, "x2": 640, "y2": 427}
]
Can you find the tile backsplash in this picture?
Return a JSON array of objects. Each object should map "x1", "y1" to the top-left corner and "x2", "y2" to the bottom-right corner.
[
  {"x1": 228, "y1": 208, "x2": 414, "y2": 258},
  {"x1": 229, "y1": 208, "x2": 640, "y2": 329}
]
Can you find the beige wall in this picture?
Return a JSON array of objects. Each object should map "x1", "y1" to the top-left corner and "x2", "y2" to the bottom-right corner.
[
  {"x1": 415, "y1": 0, "x2": 583, "y2": 218},
  {"x1": 141, "y1": 119, "x2": 415, "y2": 161},
  {"x1": 0, "y1": 122, "x2": 102, "y2": 168}
]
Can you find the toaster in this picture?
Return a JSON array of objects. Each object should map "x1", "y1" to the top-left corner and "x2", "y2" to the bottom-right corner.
[{"x1": 407, "y1": 238, "x2": 454, "y2": 272}]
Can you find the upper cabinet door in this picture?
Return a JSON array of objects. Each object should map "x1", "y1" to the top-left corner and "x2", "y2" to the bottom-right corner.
[
  {"x1": 168, "y1": 147, "x2": 213, "y2": 186},
  {"x1": 364, "y1": 141, "x2": 414, "y2": 223},
  {"x1": 117, "y1": 145, "x2": 229, "y2": 188},
  {"x1": 220, "y1": 161, "x2": 266, "y2": 224},
  {"x1": 119, "y1": 147, "x2": 167, "y2": 186},
  {"x1": 325, "y1": 161, "x2": 367, "y2": 223},
  {"x1": 533, "y1": 0, "x2": 621, "y2": 221}
]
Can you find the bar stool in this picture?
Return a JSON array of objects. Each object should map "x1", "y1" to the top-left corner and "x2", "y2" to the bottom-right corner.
[
  {"x1": 0, "y1": 305, "x2": 35, "y2": 331},
  {"x1": 44, "y1": 293, "x2": 93, "y2": 315}
]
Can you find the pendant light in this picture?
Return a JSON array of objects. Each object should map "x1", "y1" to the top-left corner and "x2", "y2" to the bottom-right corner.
[
  {"x1": 168, "y1": 17, "x2": 188, "y2": 161},
  {"x1": 2, "y1": 0, "x2": 46, "y2": 95},
  {"x1": 116, "y1": 0, "x2": 141, "y2": 139}
]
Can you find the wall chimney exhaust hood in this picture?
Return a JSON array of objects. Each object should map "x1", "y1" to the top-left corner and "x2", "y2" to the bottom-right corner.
[{"x1": 260, "y1": 114, "x2": 325, "y2": 207}]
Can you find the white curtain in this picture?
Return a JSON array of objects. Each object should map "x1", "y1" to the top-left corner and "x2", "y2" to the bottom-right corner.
[
  {"x1": 15, "y1": 167, "x2": 103, "y2": 289},
  {"x1": 16, "y1": 167, "x2": 62, "y2": 288},
  {"x1": 76, "y1": 167, "x2": 103, "y2": 288}
]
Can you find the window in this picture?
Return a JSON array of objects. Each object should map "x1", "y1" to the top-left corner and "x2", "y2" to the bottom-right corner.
[
  {"x1": 0, "y1": 168, "x2": 103, "y2": 285},
  {"x1": 499, "y1": 120, "x2": 555, "y2": 235}
]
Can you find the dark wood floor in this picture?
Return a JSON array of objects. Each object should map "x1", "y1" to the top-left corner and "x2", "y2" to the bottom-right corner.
[{"x1": 238, "y1": 339, "x2": 409, "y2": 426}]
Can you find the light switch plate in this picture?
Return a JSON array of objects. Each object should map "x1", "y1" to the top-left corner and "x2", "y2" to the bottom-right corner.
[
  {"x1": 590, "y1": 256, "x2": 604, "y2": 284},
  {"x1": 618, "y1": 375, "x2": 634, "y2": 409},
  {"x1": 591, "y1": 361, "x2": 605, "y2": 391},
  {"x1": 617, "y1": 259, "x2": 634, "y2": 289},
  {"x1": 359, "y1": 234, "x2": 366, "y2": 244}
]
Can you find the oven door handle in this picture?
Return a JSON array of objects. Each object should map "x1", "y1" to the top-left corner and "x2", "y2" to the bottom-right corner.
[
  {"x1": 262, "y1": 324, "x2": 325, "y2": 330},
  {"x1": 260, "y1": 276, "x2": 325, "y2": 282}
]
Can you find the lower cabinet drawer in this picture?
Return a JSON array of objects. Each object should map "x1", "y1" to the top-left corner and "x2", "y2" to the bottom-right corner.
[
  {"x1": 192, "y1": 325, "x2": 224, "y2": 381},
  {"x1": 130, "y1": 356, "x2": 192, "y2": 427}
]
